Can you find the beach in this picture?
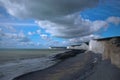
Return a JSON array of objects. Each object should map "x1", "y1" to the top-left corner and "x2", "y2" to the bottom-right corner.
[
  {"x1": 13, "y1": 51, "x2": 120, "y2": 80},
  {"x1": 0, "y1": 0, "x2": 120, "y2": 80},
  {"x1": 13, "y1": 51, "x2": 97, "y2": 80},
  {"x1": 0, "y1": 49, "x2": 120, "y2": 80},
  {"x1": 0, "y1": 49, "x2": 67, "y2": 80}
]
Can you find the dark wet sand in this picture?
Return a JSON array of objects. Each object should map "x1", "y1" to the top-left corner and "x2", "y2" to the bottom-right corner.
[
  {"x1": 85, "y1": 60, "x2": 120, "y2": 80},
  {"x1": 13, "y1": 51, "x2": 120, "y2": 80},
  {"x1": 13, "y1": 51, "x2": 94, "y2": 80}
]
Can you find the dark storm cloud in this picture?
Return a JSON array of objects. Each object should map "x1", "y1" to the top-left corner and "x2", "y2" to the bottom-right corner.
[{"x1": 0, "y1": 0, "x2": 99, "y2": 20}]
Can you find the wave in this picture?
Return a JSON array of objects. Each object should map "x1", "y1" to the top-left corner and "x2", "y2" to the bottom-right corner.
[{"x1": 0, "y1": 57, "x2": 58, "y2": 80}]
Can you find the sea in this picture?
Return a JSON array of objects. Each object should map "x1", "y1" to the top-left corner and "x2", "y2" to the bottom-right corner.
[{"x1": 0, "y1": 49, "x2": 67, "y2": 80}]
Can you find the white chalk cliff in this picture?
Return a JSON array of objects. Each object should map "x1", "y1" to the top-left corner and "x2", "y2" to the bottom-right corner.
[{"x1": 89, "y1": 37, "x2": 120, "y2": 68}]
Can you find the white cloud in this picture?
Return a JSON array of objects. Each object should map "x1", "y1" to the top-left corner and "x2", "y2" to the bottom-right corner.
[
  {"x1": 18, "y1": 37, "x2": 30, "y2": 42},
  {"x1": 106, "y1": 16, "x2": 120, "y2": 25},
  {"x1": 1, "y1": 0, "x2": 120, "y2": 48},
  {"x1": 20, "y1": 42, "x2": 35, "y2": 46},
  {"x1": 36, "y1": 14, "x2": 111, "y2": 38},
  {"x1": 0, "y1": 22, "x2": 37, "y2": 26},
  {"x1": 0, "y1": 30, "x2": 30, "y2": 42},
  {"x1": 0, "y1": 28, "x2": 2, "y2": 32},
  {"x1": 4, "y1": 26, "x2": 16, "y2": 32},
  {"x1": 28, "y1": 31, "x2": 35, "y2": 36},
  {"x1": 0, "y1": 0, "x2": 108, "y2": 39},
  {"x1": 36, "y1": 42, "x2": 41, "y2": 46},
  {"x1": 36, "y1": 30, "x2": 41, "y2": 34},
  {"x1": 40, "y1": 34, "x2": 51, "y2": 41},
  {"x1": 28, "y1": 32, "x2": 33, "y2": 36},
  {"x1": 63, "y1": 34, "x2": 100, "y2": 45},
  {"x1": 40, "y1": 34, "x2": 63, "y2": 46}
]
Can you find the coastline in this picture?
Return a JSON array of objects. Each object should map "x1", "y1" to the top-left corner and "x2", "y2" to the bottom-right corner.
[
  {"x1": 1, "y1": 49, "x2": 120, "y2": 80},
  {"x1": 0, "y1": 50, "x2": 70, "y2": 80},
  {"x1": 0, "y1": 57, "x2": 57, "y2": 80},
  {"x1": 13, "y1": 50, "x2": 96, "y2": 80},
  {"x1": 13, "y1": 50, "x2": 120, "y2": 80}
]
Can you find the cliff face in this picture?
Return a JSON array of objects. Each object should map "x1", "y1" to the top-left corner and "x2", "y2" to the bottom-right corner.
[
  {"x1": 89, "y1": 37, "x2": 120, "y2": 68},
  {"x1": 89, "y1": 40, "x2": 104, "y2": 54},
  {"x1": 67, "y1": 43, "x2": 89, "y2": 50}
]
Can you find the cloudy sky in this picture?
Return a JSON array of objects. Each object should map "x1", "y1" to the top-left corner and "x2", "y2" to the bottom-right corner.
[{"x1": 0, "y1": 0, "x2": 120, "y2": 48}]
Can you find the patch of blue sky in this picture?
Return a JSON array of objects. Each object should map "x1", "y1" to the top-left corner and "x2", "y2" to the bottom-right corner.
[
  {"x1": 101, "y1": 24, "x2": 120, "y2": 38},
  {"x1": 80, "y1": 0, "x2": 120, "y2": 21}
]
